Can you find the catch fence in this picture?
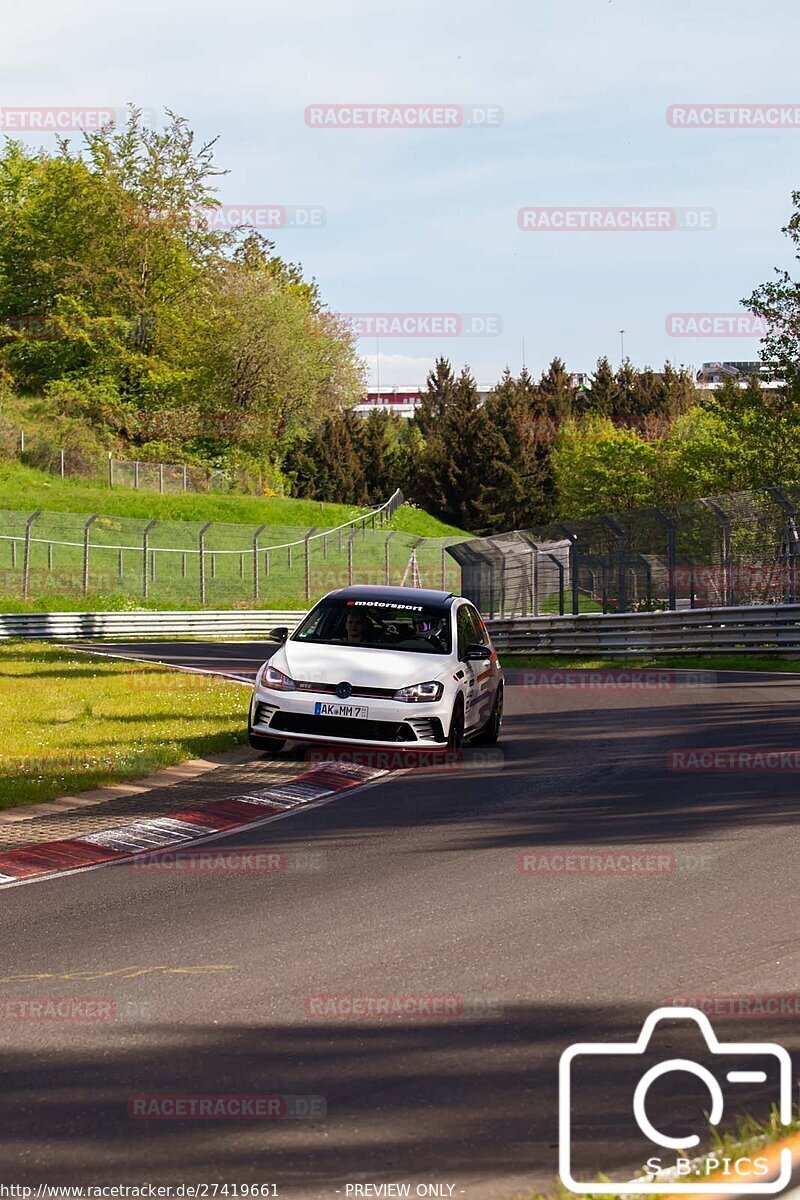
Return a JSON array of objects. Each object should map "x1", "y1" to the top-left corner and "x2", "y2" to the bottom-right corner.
[
  {"x1": 0, "y1": 491, "x2": 464, "y2": 608},
  {"x1": 448, "y1": 485, "x2": 800, "y2": 617}
]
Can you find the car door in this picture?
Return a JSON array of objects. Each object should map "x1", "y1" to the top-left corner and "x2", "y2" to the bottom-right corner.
[
  {"x1": 455, "y1": 604, "x2": 479, "y2": 731},
  {"x1": 464, "y1": 603, "x2": 496, "y2": 731}
]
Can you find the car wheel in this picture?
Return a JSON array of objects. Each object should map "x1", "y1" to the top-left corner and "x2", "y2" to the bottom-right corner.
[
  {"x1": 248, "y1": 712, "x2": 286, "y2": 755},
  {"x1": 474, "y1": 683, "x2": 503, "y2": 745},
  {"x1": 447, "y1": 696, "x2": 465, "y2": 750}
]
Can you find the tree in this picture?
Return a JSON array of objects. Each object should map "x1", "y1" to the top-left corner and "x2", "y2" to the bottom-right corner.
[
  {"x1": 416, "y1": 365, "x2": 496, "y2": 529},
  {"x1": 480, "y1": 368, "x2": 555, "y2": 530},
  {"x1": 580, "y1": 357, "x2": 618, "y2": 418},
  {"x1": 536, "y1": 357, "x2": 576, "y2": 421},
  {"x1": 552, "y1": 417, "x2": 662, "y2": 518},
  {"x1": 745, "y1": 189, "x2": 800, "y2": 384}
]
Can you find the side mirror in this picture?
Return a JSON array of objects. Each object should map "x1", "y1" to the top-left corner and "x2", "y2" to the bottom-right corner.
[
  {"x1": 269, "y1": 626, "x2": 289, "y2": 643},
  {"x1": 465, "y1": 642, "x2": 491, "y2": 662}
]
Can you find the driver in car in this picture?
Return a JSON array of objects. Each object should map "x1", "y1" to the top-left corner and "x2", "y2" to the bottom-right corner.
[{"x1": 343, "y1": 608, "x2": 372, "y2": 644}]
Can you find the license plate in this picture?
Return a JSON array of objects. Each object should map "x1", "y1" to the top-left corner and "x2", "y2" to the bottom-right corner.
[{"x1": 314, "y1": 702, "x2": 369, "y2": 719}]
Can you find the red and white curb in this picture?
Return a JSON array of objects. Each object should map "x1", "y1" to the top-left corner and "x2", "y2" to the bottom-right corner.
[{"x1": 0, "y1": 762, "x2": 388, "y2": 890}]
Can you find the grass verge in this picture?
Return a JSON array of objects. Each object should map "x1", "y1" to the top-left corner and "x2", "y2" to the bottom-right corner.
[
  {"x1": 0, "y1": 643, "x2": 249, "y2": 810},
  {"x1": 523, "y1": 1108, "x2": 799, "y2": 1200}
]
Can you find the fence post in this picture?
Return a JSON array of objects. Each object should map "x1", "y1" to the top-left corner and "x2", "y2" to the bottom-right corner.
[
  {"x1": 252, "y1": 524, "x2": 266, "y2": 601},
  {"x1": 108, "y1": 454, "x2": 113, "y2": 488},
  {"x1": 181, "y1": 552, "x2": 187, "y2": 579},
  {"x1": 134, "y1": 461, "x2": 140, "y2": 489},
  {"x1": 348, "y1": 532, "x2": 354, "y2": 586},
  {"x1": 546, "y1": 552, "x2": 565, "y2": 615},
  {"x1": 701, "y1": 499, "x2": 732, "y2": 606},
  {"x1": 199, "y1": 522, "x2": 212, "y2": 605},
  {"x1": 600, "y1": 515, "x2": 627, "y2": 613},
  {"x1": 440, "y1": 545, "x2": 447, "y2": 590},
  {"x1": 48, "y1": 543, "x2": 53, "y2": 571},
  {"x1": 142, "y1": 519, "x2": 157, "y2": 599},
  {"x1": 555, "y1": 525, "x2": 580, "y2": 615},
  {"x1": 384, "y1": 532, "x2": 396, "y2": 584},
  {"x1": 11, "y1": 540, "x2": 16, "y2": 568},
  {"x1": 19, "y1": 429, "x2": 25, "y2": 454},
  {"x1": 304, "y1": 532, "x2": 313, "y2": 602},
  {"x1": 60, "y1": 449, "x2": 65, "y2": 478},
  {"x1": 22, "y1": 511, "x2": 42, "y2": 599},
  {"x1": 649, "y1": 508, "x2": 677, "y2": 610},
  {"x1": 83, "y1": 514, "x2": 100, "y2": 595},
  {"x1": 183, "y1": 465, "x2": 188, "y2": 492},
  {"x1": 764, "y1": 486, "x2": 798, "y2": 605},
  {"x1": 159, "y1": 463, "x2": 164, "y2": 494},
  {"x1": 118, "y1": 547, "x2": 123, "y2": 579}
]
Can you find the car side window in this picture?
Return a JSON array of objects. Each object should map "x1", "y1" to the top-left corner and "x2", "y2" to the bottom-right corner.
[
  {"x1": 457, "y1": 606, "x2": 473, "y2": 659},
  {"x1": 466, "y1": 605, "x2": 486, "y2": 646}
]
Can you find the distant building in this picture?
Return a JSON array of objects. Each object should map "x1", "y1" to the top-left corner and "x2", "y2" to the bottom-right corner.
[
  {"x1": 695, "y1": 361, "x2": 783, "y2": 390},
  {"x1": 355, "y1": 385, "x2": 493, "y2": 417}
]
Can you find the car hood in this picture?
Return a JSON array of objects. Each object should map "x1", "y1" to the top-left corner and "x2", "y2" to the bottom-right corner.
[{"x1": 270, "y1": 640, "x2": 449, "y2": 689}]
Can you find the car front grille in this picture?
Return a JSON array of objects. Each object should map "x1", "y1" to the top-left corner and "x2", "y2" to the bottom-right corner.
[
  {"x1": 294, "y1": 681, "x2": 397, "y2": 699},
  {"x1": 270, "y1": 713, "x2": 417, "y2": 742}
]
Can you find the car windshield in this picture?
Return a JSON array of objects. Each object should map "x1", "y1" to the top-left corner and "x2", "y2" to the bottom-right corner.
[{"x1": 292, "y1": 599, "x2": 452, "y2": 654}]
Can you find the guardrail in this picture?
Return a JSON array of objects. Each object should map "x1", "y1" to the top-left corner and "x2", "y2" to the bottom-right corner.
[
  {"x1": 0, "y1": 610, "x2": 305, "y2": 640},
  {"x1": 5, "y1": 602, "x2": 800, "y2": 652},
  {"x1": 488, "y1": 604, "x2": 800, "y2": 655}
]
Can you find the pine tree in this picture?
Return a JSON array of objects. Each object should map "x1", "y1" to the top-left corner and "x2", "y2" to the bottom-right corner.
[
  {"x1": 415, "y1": 357, "x2": 457, "y2": 437},
  {"x1": 536, "y1": 357, "x2": 576, "y2": 421},
  {"x1": 582, "y1": 357, "x2": 619, "y2": 418}
]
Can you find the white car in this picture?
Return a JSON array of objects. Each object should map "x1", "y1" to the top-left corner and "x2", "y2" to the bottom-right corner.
[{"x1": 248, "y1": 585, "x2": 503, "y2": 752}]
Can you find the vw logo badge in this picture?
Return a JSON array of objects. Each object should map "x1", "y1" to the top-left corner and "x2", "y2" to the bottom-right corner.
[{"x1": 336, "y1": 681, "x2": 352, "y2": 699}]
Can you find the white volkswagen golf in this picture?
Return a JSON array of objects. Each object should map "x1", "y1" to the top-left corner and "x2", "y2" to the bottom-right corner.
[{"x1": 248, "y1": 585, "x2": 503, "y2": 753}]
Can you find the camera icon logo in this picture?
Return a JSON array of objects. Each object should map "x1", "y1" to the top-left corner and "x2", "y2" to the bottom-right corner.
[{"x1": 559, "y1": 1006, "x2": 792, "y2": 1194}]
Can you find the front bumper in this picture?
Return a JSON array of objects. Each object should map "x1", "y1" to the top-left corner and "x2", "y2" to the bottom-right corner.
[{"x1": 249, "y1": 687, "x2": 450, "y2": 749}]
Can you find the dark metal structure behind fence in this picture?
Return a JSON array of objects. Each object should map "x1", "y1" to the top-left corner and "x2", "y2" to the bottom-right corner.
[{"x1": 448, "y1": 486, "x2": 800, "y2": 617}]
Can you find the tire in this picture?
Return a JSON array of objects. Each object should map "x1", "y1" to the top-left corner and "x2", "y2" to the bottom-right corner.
[
  {"x1": 248, "y1": 732, "x2": 287, "y2": 755},
  {"x1": 473, "y1": 683, "x2": 503, "y2": 745},
  {"x1": 248, "y1": 711, "x2": 286, "y2": 755},
  {"x1": 447, "y1": 695, "x2": 465, "y2": 750}
]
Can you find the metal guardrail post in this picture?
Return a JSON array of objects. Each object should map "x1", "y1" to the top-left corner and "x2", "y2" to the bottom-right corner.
[
  {"x1": 142, "y1": 519, "x2": 157, "y2": 599},
  {"x1": 251, "y1": 523, "x2": 267, "y2": 600},
  {"x1": 83, "y1": 515, "x2": 100, "y2": 595},
  {"x1": 649, "y1": 508, "x2": 677, "y2": 610},
  {"x1": 198, "y1": 521, "x2": 212, "y2": 605},
  {"x1": 600, "y1": 514, "x2": 627, "y2": 613},
  {"x1": 22, "y1": 511, "x2": 42, "y2": 598},
  {"x1": 702, "y1": 498, "x2": 732, "y2": 606},
  {"x1": 765, "y1": 486, "x2": 798, "y2": 604},
  {"x1": 554, "y1": 525, "x2": 580, "y2": 615}
]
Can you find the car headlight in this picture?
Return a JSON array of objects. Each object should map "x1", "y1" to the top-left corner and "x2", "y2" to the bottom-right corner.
[
  {"x1": 393, "y1": 680, "x2": 444, "y2": 703},
  {"x1": 262, "y1": 663, "x2": 296, "y2": 691}
]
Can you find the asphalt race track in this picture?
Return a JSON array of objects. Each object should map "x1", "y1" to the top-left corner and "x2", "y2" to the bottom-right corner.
[{"x1": 2, "y1": 644, "x2": 800, "y2": 1197}]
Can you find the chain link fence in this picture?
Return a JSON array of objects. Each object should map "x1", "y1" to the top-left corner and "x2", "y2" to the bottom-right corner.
[
  {"x1": 0, "y1": 491, "x2": 464, "y2": 609},
  {"x1": 447, "y1": 485, "x2": 800, "y2": 617}
]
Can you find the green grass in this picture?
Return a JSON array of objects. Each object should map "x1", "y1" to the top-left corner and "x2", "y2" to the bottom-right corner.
[
  {"x1": 0, "y1": 461, "x2": 467, "y2": 611},
  {"x1": 498, "y1": 652, "x2": 800, "y2": 672},
  {"x1": 522, "y1": 1107, "x2": 799, "y2": 1200},
  {"x1": 0, "y1": 643, "x2": 250, "y2": 810},
  {"x1": 0, "y1": 460, "x2": 464, "y2": 536}
]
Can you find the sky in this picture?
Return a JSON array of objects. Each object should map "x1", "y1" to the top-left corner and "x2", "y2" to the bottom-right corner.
[{"x1": 1, "y1": 0, "x2": 798, "y2": 387}]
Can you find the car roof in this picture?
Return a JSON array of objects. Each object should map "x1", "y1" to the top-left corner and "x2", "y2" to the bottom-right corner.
[{"x1": 324, "y1": 585, "x2": 456, "y2": 608}]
